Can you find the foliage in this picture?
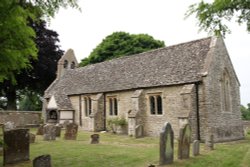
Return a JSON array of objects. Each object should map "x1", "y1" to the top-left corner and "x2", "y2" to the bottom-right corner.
[
  {"x1": 79, "y1": 32, "x2": 165, "y2": 66},
  {"x1": 19, "y1": 90, "x2": 42, "y2": 111},
  {"x1": 107, "y1": 117, "x2": 127, "y2": 126},
  {"x1": 0, "y1": 19, "x2": 63, "y2": 110},
  {"x1": 241, "y1": 103, "x2": 250, "y2": 120},
  {"x1": 0, "y1": 0, "x2": 37, "y2": 83},
  {"x1": 186, "y1": 0, "x2": 250, "y2": 36}
]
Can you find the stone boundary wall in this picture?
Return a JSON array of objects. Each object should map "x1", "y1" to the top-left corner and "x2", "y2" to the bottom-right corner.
[
  {"x1": 0, "y1": 111, "x2": 42, "y2": 127},
  {"x1": 243, "y1": 120, "x2": 250, "y2": 130}
]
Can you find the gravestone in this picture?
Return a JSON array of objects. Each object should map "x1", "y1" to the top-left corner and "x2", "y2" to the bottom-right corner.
[
  {"x1": 64, "y1": 123, "x2": 78, "y2": 140},
  {"x1": 3, "y1": 129, "x2": 30, "y2": 165},
  {"x1": 90, "y1": 134, "x2": 100, "y2": 144},
  {"x1": 29, "y1": 133, "x2": 36, "y2": 143},
  {"x1": 36, "y1": 124, "x2": 45, "y2": 135},
  {"x1": 43, "y1": 124, "x2": 56, "y2": 141},
  {"x1": 205, "y1": 134, "x2": 214, "y2": 150},
  {"x1": 159, "y1": 122, "x2": 174, "y2": 165},
  {"x1": 0, "y1": 124, "x2": 3, "y2": 156},
  {"x1": 192, "y1": 140, "x2": 200, "y2": 156},
  {"x1": 4, "y1": 121, "x2": 15, "y2": 131},
  {"x1": 33, "y1": 154, "x2": 52, "y2": 167},
  {"x1": 135, "y1": 124, "x2": 143, "y2": 138},
  {"x1": 178, "y1": 123, "x2": 191, "y2": 159},
  {"x1": 55, "y1": 124, "x2": 61, "y2": 137}
]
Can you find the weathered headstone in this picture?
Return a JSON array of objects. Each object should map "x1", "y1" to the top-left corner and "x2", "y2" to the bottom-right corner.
[
  {"x1": 36, "y1": 124, "x2": 45, "y2": 135},
  {"x1": 3, "y1": 129, "x2": 30, "y2": 165},
  {"x1": 43, "y1": 124, "x2": 56, "y2": 141},
  {"x1": 33, "y1": 154, "x2": 52, "y2": 167},
  {"x1": 64, "y1": 123, "x2": 78, "y2": 140},
  {"x1": 205, "y1": 134, "x2": 214, "y2": 150},
  {"x1": 178, "y1": 123, "x2": 191, "y2": 159},
  {"x1": 29, "y1": 133, "x2": 36, "y2": 143},
  {"x1": 62, "y1": 120, "x2": 70, "y2": 128},
  {"x1": 135, "y1": 124, "x2": 143, "y2": 138},
  {"x1": 55, "y1": 124, "x2": 61, "y2": 137},
  {"x1": 192, "y1": 140, "x2": 200, "y2": 156},
  {"x1": 159, "y1": 122, "x2": 174, "y2": 165},
  {"x1": 90, "y1": 134, "x2": 99, "y2": 144},
  {"x1": 4, "y1": 121, "x2": 15, "y2": 131}
]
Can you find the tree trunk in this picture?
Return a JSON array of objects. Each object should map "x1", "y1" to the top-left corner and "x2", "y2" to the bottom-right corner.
[{"x1": 5, "y1": 85, "x2": 17, "y2": 111}]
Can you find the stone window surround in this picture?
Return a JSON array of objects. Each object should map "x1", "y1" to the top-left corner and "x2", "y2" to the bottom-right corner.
[
  {"x1": 107, "y1": 96, "x2": 118, "y2": 116},
  {"x1": 147, "y1": 92, "x2": 163, "y2": 115},
  {"x1": 220, "y1": 69, "x2": 232, "y2": 113},
  {"x1": 83, "y1": 96, "x2": 92, "y2": 117}
]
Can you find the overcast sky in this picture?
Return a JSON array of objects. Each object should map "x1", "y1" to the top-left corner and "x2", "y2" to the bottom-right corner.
[{"x1": 48, "y1": 0, "x2": 250, "y2": 106}]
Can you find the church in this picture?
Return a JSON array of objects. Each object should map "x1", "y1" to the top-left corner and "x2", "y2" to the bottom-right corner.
[{"x1": 43, "y1": 36, "x2": 244, "y2": 142}]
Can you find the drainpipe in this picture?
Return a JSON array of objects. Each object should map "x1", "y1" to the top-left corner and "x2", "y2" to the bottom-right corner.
[
  {"x1": 79, "y1": 95, "x2": 82, "y2": 126},
  {"x1": 195, "y1": 82, "x2": 201, "y2": 140},
  {"x1": 103, "y1": 93, "x2": 106, "y2": 130}
]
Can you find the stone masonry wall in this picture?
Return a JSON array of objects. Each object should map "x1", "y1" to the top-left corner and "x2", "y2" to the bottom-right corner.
[
  {"x1": 0, "y1": 111, "x2": 41, "y2": 127},
  {"x1": 200, "y1": 37, "x2": 243, "y2": 142}
]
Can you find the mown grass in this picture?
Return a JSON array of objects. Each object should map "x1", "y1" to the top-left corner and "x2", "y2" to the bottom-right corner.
[{"x1": 0, "y1": 129, "x2": 250, "y2": 167}]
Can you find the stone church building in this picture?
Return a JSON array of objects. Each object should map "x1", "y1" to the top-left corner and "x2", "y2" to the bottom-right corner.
[{"x1": 43, "y1": 37, "x2": 244, "y2": 142}]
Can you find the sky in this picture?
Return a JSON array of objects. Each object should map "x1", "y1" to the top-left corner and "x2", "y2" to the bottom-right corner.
[{"x1": 47, "y1": 0, "x2": 250, "y2": 106}]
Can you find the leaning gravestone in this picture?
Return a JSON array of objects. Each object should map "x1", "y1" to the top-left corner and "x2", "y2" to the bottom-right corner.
[
  {"x1": 33, "y1": 154, "x2": 52, "y2": 167},
  {"x1": 90, "y1": 134, "x2": 100, "y2": 144},
  {"x1": 43, "y1": 124, "x2": 56, "y2": 141},
  {"x1": 29, "y1": 133, "x2": 36, "y2": 143},
  {"x1": 3, "y1": 129, "x2": 30, "y2": 165},
  {"x1": 64, "y1": 123, "x2": 78, "y2": 140},
  {"x1": 178, "y1": 123, "x2": 191, "y2": 159},
  {"x1": 192, "y1": 140, "x2": 200, "y2": 156},
  {"x1": 36, "y1": 124, "x2": 45, "y2": 135},
  {"x1": 205, "y1": 134, "x2": 214, "y2": 150},
  {"x1": 159, "y1": 122, "x2": 174, "y2": 165},
  {"x1": 135, "y1": 124, "x2": 143, "y2": 138}
]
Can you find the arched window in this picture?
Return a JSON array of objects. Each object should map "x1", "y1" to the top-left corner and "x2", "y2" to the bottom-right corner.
[
  {"x1": 149, "y1": 94, "x2": 163, "y2": 115},
  {"x1": 150, "y1": 96, "x2": 155, "y2": 114},
  {"x1": 71, "y1": 61, "x2": 75, "y2": 69},
  {"x1": 63, "y1": 60, "x2": 68, "y2": 69},
  {"x1": 109, "y1": 97, "x2": 118, "y2": 116},
  {"x1": 221, "y1": 70, "x2": 231, "y2": 112},
  {"x1": 84, "y1": 96, "x2": 92, "y2": 116}
]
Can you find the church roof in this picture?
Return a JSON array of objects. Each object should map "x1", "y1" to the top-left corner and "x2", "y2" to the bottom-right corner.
[{"x1": 45, "y1": 37, "x2": 212, "y2": 110}]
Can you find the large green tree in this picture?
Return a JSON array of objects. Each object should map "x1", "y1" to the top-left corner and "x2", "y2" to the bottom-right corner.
[
  {"x1": 186, "y1": 0, "x2": 250, "y2": 36},
  {"x1": 80, "y1": 32, "x2": 165, "y2": 66},
  {"x1": 0, "y1": 20, "x2": 63, "y2": 110},
  {"x1": 0, "y1": 0, "x2": 79, "y2": 83}
]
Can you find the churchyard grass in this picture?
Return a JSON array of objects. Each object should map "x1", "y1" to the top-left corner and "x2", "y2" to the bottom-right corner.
[{"x1": 0, "y1": 129, "x2": 250, "y2": 167}]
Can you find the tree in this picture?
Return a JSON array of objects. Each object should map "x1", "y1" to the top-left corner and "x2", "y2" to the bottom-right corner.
[
  {"x1": 0, "y1": 0, "x2": 79, "y2": 83},
  {"x1": 241, "y1": 103, "x2": 250, "y2": 120},
  {"x1": 0, "y1": 20, "x2": 63, "y2": 110},
  {"x1": 79, "y1": 32, "x2": 165, "y2": 66},
  {"x1": 19, "y1": 90, "x2": 42, "y2": 111},
  {"x1": 186, "y1": 0, "x2": 250, "y2": 36}
]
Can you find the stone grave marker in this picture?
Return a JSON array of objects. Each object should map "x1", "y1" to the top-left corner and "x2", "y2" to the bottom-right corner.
[
  {"x1": 90, "y1": 134, "x2": 100, "y2": 144},
  {"x1": 64, "y1": 123, "x2": 78, "y2": 140},
  {"x1": 36, "y1": 124, "x2": 45, "y2": 135},
  {"x1": 159, "y1": 122, "x2": 174, "y2": 165},
  {"x1": 192, "y1": 140, "x2": 200, "y2": 156},
  {"x1": 0, "y1": 124, "x2": 3, "y2": 156},
  {"x1": 43, "y1": 124, "x2": 56, "y2": 141},
  {"x1": 178, "y1": 123, "x2": 191, "y2": 159},
  {"x1": 29, "y1": 133, "x2": 36, "y2": 143},
  {"x1": 55, "y1": 124, "x2": 61, "y2": 137},
  {"x1": 3, "y1": 129, "x2": 30, "y2": 165},
  {"x1": 135, "y1": 124, "x2": 143, "y2": 138},
  {"x1": 33, "y1": 154, "x2": 52, "y2": 167},
  {"x1": 205, "y1": 134, "x2": 214, "y2": 150}
]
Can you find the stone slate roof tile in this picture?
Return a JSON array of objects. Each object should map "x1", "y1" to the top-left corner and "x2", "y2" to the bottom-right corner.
[{"x1": 45, "y1": 37, "x2": 212, "y2": 110}]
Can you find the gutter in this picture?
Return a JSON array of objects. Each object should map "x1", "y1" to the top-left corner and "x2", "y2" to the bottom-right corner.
[{"x1": 195, "y1": 82, "x2": 201, "y2": 140}]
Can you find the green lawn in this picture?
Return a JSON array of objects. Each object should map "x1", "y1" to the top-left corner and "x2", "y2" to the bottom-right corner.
[{"x1": 0, "y1": 129, "x2": 250, "y2": 167}]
